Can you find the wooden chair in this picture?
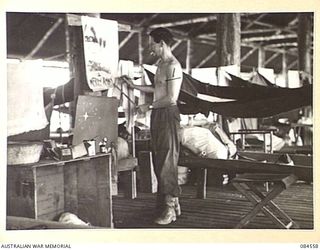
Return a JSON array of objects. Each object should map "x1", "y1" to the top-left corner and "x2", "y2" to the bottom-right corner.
[
  {"x1": 231, "y1": 173, "x2": 299, "y2": 229},
  {"x1": 117, "y1": 157, "x2": 137, "y2": 199}
]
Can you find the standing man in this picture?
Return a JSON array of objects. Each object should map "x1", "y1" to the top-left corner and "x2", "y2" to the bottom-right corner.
[{"x1": 122, "y1": 27, "x2": 183, "y2": 225}]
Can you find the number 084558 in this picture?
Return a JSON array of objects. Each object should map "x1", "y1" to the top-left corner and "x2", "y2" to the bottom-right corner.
[{"x1": 300, "y1": 244, "x2": 319, "y2": 248}]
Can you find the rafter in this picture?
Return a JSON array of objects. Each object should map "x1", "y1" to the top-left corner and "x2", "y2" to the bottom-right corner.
[
  {"x1": 288, "y1": 17, "x2": 298, "y2": 26},
  {"x1": 242, "y1": 34, "x2": 297, "y2": 43},
  {"x1": 150, "y1": 15, "x2": 217, "y2": 29},
  {"x1": 120, "y1": 14, "x2": 159, "y2": 49},
  {"x1": 119, "y1": 32, "x2": 138, "y2": 49},
  {"x1": 242, "y1": 18, "x2": 296, "y2": 34},
  {"x1": 288, "y1": 59, "x2": 298, "y2": 69},
  {"x1": 188, "y1": 22, "x2": 207, "y2": 38},
  {"x1": 243, "y1": 13, "x2": 267, "y2": 30},
  {"x1": 25, "y1": 18, "x2": 64, "y2": 59},
  {"x1": 265, "y1": 42, "x2": 298, "y2": 48},
  {"x1": 196, "y1": 50, "x2": 216, "y2": 68},
  {"x1": 241, "y1": 47, "x2": 258, "y2": 63},
  {"x1": 264, "y1": 53, "x2": 281, "y2": 65},
  {"x1": 242, "y1": 42, "x2": 297, "y2": 56}
]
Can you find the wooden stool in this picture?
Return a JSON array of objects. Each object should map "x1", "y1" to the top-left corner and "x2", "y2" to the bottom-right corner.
[{"x1": 231, "y1": 173, "x2": 299, "y2": 229}]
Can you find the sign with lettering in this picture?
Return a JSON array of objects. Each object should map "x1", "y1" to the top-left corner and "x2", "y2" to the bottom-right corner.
[{"x1": 81, "y1": 16, "x2": 119, "y2": 91}]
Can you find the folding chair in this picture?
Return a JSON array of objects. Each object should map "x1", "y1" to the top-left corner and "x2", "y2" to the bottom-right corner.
[{"x1": 231, "y1": 173, "x2": 299, "y2": 229}]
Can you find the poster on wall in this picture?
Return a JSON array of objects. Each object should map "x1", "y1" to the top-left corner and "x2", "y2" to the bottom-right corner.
[{"x1": 81, "y1": 16, "x2": 119, "y2": 91}]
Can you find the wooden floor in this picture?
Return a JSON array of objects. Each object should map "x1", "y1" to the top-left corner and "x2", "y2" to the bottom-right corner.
[{"x1": 113, "y1": 182, "x2": 313, "y2": 229}]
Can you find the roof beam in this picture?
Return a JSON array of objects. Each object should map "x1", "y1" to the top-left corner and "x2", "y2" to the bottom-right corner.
[
  {"x1": 171, "y1": 39, "x2": 183, "y2": 51},
  {"x1": 242, "y1": 42, "x2": 297, "y2": 56},
  {"x1": 196, "y1": 50, "x2": 216, "y2": 68},
  {"x1": 264, "y1": 52, "x2": 281, "y2": 65},
  {"x1": 25, "y1": 17, "x2": 64, "y2": 59},
  {"x1": 288, "y1": 59, "x2": 298, "y2": 69},
  {"x1": 243, "y1": 13, "x2": 267, "y2": 30},
  {"x1": 119, "y1": 32, "x2": 137, "y2": 49},
  {"x1": 66, "y1": 13, "x2": 131, "y2": 31},
  {"x1": 241, "y1": 47, "x2": 258, "y2": 63},
  {"x1": 242, "y1": 34, "x2": 297, "y2": 43},
  {"x1": 265, "y1": 42, "x2": 298, "y2": 48},
  {"x1": 120, "y1": 14, "x2": 159, "y2": 49},
  {"x1": 242, "y1": 18, "x2": 296, "y2": 34},
  {"x1": 188, "y1": 21, "x2": 209, "y2": 37},
  {"x1": 149, "y1": 15, "x2": 217, "y2": 29},
  {"x1": 288, "y1": 17, "x2": 298, "y2": 27}
]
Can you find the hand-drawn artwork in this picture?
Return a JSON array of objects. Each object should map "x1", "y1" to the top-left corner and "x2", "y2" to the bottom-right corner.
[{"x1": 82, "y1": 16, "x2": 119, "y2": 91}]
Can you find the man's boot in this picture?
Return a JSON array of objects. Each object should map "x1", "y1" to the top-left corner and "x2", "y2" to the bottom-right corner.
[
  {"x1": 174, "y1": 197, "x2": 181, "y2": 216},
  {"x1": 154, "y1": 195, "x2": 177, "y2": 225}
]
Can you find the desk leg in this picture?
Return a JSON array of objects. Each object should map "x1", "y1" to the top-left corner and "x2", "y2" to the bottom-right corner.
[
  {"x1": 64, "y1": 165, "x2": 79, "y2": 214},
  {"x1": 95, "y1": 156, "x2": 113, "y2": 228}
]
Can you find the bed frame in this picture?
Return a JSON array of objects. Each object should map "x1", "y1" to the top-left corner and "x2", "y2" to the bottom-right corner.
[{"x1": 178, "y1": 151, "x2": 312, "y2": 229}]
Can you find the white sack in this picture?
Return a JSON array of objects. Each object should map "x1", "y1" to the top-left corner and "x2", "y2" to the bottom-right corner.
[{"x1": 181, "y1": 127, "x2": 228, "y2": 159}]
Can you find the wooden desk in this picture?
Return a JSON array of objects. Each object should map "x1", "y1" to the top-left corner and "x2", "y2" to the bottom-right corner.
[{"x1": 7, "y1": 153, "x2": 113, "y2": 228}]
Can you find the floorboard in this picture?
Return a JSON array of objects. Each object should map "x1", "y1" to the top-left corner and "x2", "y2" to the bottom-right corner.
[{"x1": 113, "y1": 182, "x2": 313, "y2": 229}]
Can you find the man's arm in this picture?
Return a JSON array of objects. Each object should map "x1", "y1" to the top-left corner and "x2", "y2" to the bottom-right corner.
[
  {"x1": 120, "y1": 76, "x2": 154, "y2": 93},
  {"x1": 152, "y1": 63, "x2": 183, "y2": 109}
]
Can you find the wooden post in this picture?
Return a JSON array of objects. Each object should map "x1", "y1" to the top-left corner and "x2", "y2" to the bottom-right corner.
[
  {"x1": 186, "y1": 39, "x2": 193, "y2": 74},
  {"x1": 216, "y1": 13, "x2": 241, "y2": 69},
  {"x1": 216, "y1": 13, "x2": 241, "y2": 132},
  {"x1": 139, "y1": 28, "x2": 149, "y2": 65},
  {"x1": 65, "y1": 15, "x2": 74, "y2": 130},
  {"x1": 298, "y1": 13, "x2": 312, "y2": 85},
  {"x1": 282, "y1": 51, "x2": 289, "y2": 87},
  {"x1": 139, "y1": 29, "x2": 153, "y2": 127},
  {"x1": 297, "y1": 14, "x2": 312, "y2": 145},
  {"x1": 138, "y1": 28, "x2": 149, "y2": 106},
  {"x1": 258, "y1": 46, "x2": 266, "y2": 68}
]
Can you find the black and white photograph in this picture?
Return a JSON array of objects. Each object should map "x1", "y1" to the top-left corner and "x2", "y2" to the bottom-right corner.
[{"x1": 1, "y1": 0, "x2": 319, "y2": 248}]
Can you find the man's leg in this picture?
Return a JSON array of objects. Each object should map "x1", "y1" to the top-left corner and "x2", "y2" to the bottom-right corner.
[{"x1": 151, "y1": 107, "x2": 181, "y2": 224}]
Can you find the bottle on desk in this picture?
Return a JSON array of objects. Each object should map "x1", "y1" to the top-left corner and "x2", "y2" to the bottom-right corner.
[{"x1": 99, "y1": 137, "x2": 108, "y2": 153}]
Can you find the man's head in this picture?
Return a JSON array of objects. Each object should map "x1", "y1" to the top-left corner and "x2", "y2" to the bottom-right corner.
[
  {"x1": 149, "y1": 28, "x2": 175, "y2": 47},
  {"x1": 148, "y1": 28, "x2": 175, "y2": 57}
]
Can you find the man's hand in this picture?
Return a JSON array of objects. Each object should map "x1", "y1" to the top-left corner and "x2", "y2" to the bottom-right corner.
[
  {"x1": 120, "y1": 75, "x2": 135, "y2": 89},
  {"x1": 136, "y1": 104, "x2": 150, "y2": 114}
]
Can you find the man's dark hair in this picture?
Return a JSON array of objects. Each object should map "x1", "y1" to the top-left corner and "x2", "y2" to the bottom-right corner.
[{"x1": 149, "y1": 27, "x2": 175, "y2": 47}]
